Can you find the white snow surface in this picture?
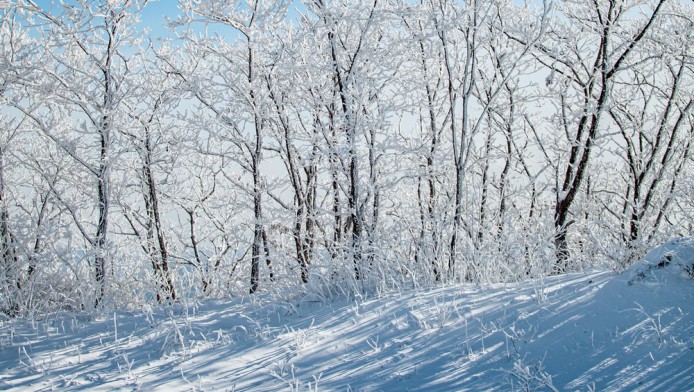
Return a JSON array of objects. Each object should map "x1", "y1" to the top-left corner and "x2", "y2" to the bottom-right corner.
[{"x1": 1, "y1": 239, "x2": 692, "y2": 391}]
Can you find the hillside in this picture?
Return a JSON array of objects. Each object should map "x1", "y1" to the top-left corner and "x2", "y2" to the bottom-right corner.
[{"x1": 1, "y1": 239, "x2": 692, "y2": 391}]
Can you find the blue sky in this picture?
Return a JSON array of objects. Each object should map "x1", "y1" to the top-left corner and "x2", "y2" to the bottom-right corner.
[
  {"x1": 139, "y1": 0, "x2": 182, "y2": 36},
  {"x1": 29, "y1": 0, "x2": 181, "y2": 37},
  {"x1": 28, "y1": 1, "x2": 306, "y2": 39},
  {"x1": 140, "y1": 0, "x2": 307, "y2": 36}
]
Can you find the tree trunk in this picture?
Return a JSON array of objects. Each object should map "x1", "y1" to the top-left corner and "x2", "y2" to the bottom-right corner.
[
  {"x1": 250, "y1": 138, "x2": 262, "y2": 294},
  {"x1": 551, "y1": 0, "x2": 665, "y2": 272},
  {"x1": 142, "y1": 131, "x2": 176, "y2": 302},
  {"x1": 248, "y1": 39, "x2": 265, "y2": 294},
  {"x1": 94, "y1": 112, "x2": 110, "y2": 307},
  {"x1": 0, "y1": 145, "x2": 20, "y2": 315}
]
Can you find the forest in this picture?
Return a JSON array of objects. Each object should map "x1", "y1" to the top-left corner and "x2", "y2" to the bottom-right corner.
[{"x1": 1, "y1": 0, "x2": 692, "y2": 316}]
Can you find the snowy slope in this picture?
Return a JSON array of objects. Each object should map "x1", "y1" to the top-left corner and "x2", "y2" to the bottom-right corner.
[{"x1": 0, "y1": 239, "x2": 692, "y2": 391}]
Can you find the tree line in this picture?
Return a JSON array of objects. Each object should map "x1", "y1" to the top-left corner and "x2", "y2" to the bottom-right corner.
[{"x1": 1, "y1": 0, "x2": 692, "y2": 316}]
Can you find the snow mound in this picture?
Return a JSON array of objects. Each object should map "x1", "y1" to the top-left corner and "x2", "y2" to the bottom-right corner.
[{"x1": 627, "y1": 237, "x2": 694, "y2": 285}]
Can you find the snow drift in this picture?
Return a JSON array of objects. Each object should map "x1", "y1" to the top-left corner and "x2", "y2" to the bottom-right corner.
[{"x1": 0, "y1": 239, "x2": 692, "y2": 391}]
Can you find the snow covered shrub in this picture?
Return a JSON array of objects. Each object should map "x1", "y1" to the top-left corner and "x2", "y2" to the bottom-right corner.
[{"x1": 627, "y1": 237, "x2": 694, "y2": 285}]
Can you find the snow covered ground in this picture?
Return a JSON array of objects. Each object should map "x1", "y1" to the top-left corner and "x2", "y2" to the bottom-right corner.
[{"x1": 1, "y1": 239, "x2": 692, "y2": 391}]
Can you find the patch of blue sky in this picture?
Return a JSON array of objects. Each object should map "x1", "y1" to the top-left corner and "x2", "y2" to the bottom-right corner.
[
  {"x1": 22, "y1": 1, "x2": 306, "y2": 42},
  {"x1": 140, "y1": 0, "x2": 307, "y2": 40}
]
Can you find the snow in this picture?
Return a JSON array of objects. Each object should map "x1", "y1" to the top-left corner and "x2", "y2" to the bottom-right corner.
[{"x1": 1, "y1": 239, "x2": 692, "y2": 391}]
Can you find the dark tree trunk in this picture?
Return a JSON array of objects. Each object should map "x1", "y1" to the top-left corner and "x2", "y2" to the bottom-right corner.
[
  {"x1": 0, "y1": 145, "x2": 20, "y2": 316},
  {"x1": 142, "y1": 127, "x2": 176, "y2": 302},
  {"x1": 552, "y1": 0, "x2": 665, "y2": 272}
]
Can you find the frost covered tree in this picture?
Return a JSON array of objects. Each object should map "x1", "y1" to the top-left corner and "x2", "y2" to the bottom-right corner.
[
  {"x1": 119, "y1": 57, "x2": 180, "y2": 303},
  {"x1": 414, "y1": 0, "x2": 547, "y2": 280},
  {"x1": 262, "y1": 29, "x2": 319, "y2": 285},
  {"x1": 606, "y1": 1, "x2": 694, "y2": 262},
  {"x1": 305, "y1": 0, "x2": 409, "y2": 282},
  {"x1": 0, "y1": 0, "x2": 691, "y2": 314},
  {"x1": 11, "y1": 0, "x2": 151, "y2": 306},
  {"x1": 401, "y1": 3, "x2": 448, "y2": 282},
  {"x1": 525, "y1": 0, "x2": 668, "y2": 271},
  {"x1": 0, "y1": 5, "x2": 43, "y2": 315},
  {"x1": 168, "y1": 0, "x2": 293, "y2": 293}
]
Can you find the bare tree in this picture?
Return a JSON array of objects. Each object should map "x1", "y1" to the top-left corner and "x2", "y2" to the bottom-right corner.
[
  {"x1": 524, "y1": 0, "x2": 667, "y2": 271},
  {"x1": 119, "y1": 61, "x2": 180, "y2": 303},
  {"x1": 264, "y1": 55, "x2": 319, "y2": 284},
  {"x1": 11, "y1": 0, "x2": 152, "y2": 306},
  {"x1": 427, "y1": 0, "x2": 546, "y2": 280},
  {"x1": 607, "y1": 12, "x2": 693, "y2": 262},
  {"x1": 0, "y1": 7, "x2": 28, "y2": 314},
  {"x1": 309, "y1": 0, "x2": 388, "y2": 280},
  {"x1": 172, "y1": 0, "x2": 291, "y2": 293},
  {"x1": 400, "y1": 2, "x2": 449, "y2": 282}
]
